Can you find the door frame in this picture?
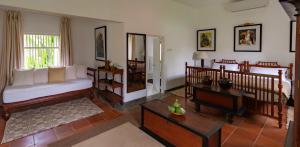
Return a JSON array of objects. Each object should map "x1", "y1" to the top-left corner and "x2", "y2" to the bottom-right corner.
[{"x1": 146, "y1": 35, "x2": 166, "y2": 94}]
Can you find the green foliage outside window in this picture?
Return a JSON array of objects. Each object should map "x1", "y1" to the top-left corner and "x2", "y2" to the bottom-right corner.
[{"x1": 24, "y1": 34, "x2": 60, "y2": 69}]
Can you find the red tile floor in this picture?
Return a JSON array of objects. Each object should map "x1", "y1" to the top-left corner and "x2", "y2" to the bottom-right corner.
[
  {"x1": 125, "y1": 95, "x2": 288, "y2": 147},
  {"x1": 0, "y1": 94, "x2": 288, "y2": 147},
  {"x1": 0, "y1": 98, "x2": 121, "y2": 147}
]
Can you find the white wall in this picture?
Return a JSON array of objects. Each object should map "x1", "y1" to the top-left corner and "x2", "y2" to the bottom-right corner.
[
  {"x1": 0, "y1": 0, "x2": 293, "y2": 102},
  {"x1": 195, "y1": 0, "x2": 294, "y2": 66},
  {"x1": 0, "y1": 10, "x2": 4, "y2": 54},
  {"x1": 71, "y1": 17, "x2": 124, "y2": 68},
  {"x1": 0, "y1": 0, "x2": 199, "y2": 94}
]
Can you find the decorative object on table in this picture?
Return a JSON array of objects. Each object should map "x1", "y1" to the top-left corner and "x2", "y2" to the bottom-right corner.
[
  {"x1": 168, "y1": 99, "x2": 186, "y2": 115},
  {"x1": 197, "y1": 28, "x2": 216, "y2": 51},
  {"x1": 202, "y1": 76, "x2": 213, "y2": 86},
  {"x1": 218, "y1": 78, "x2": 233, "y2": 89},
  {"x1": 95, "y1": 26, "x2": 107, "y2": 61},
  {"x1": 193, "y1": 52, "x2": 209, "y2": 67},
  {"x1": 290, "y1": 21, "x2": 296, "y2": 52},
  {"x1": 234, "y1": 24, "x2": 262, "y2": 52}
]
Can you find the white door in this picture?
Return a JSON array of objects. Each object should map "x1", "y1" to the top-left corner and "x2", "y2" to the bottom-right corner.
[{"x1": 152, "y1": 37, "x2": 161, "y2": 92}]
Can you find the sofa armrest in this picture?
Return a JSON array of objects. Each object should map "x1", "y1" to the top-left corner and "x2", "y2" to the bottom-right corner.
[{"x1": 87, "y1": 67, "x2": 96, "y2": 88}]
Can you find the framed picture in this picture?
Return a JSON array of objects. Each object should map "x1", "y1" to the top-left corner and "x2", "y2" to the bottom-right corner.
[
  {"x1": 234, "y1": 24, "x2": 262, "y2": 52},
  {"x1": 197, "y1": 28, "x2": 216, "y2": 51},
  {"x1": 95, "y1": 26, "x2": 107, "y2": 61},
  {"x1": 290, "y1": 21, "x2": 296, "y2": 52}
]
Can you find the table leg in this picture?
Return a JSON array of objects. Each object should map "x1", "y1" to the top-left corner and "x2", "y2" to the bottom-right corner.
[
  {"x1": 195, "y1": 102, "x2": 201, "y2": 112},
  {"x1": 226, "y1": 113, "x2": 233, "y2": 124}
]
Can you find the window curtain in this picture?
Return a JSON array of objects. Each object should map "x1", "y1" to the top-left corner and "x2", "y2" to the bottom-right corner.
[
  {"x1": 60, "y1": 17, "x2": 73, "y2": 66},
  {"x1": 0, "y1": 11, "x2": 23, "y2": 94}
]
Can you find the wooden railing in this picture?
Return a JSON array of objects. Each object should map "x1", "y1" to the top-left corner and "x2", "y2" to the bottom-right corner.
[{"x1": 185, "y1": 62, "x2": 284, "y2": 128}]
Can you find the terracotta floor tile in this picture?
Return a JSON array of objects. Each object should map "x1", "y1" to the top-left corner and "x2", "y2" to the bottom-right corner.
[
  {"x1": 87, "y1": 114, "x2": 106, "y2": 126},
  {"x1": 254, "y1": 135, "x2": 284, "y2": 147},
  {"x1": 103, "y1": 111, "x2": 121, "y2": 120},
  {"x1": 244, "y1": 114, "x2": 267, "y2": 126},
  {"x1": 10, "y1": 135, "x2": 34, "y2": 147},
  {"x1": 33, "y1": 129, "x2": 57, "y2": 145},
  {"x1": 265, "y1": 117, "x2": 282, "y2": 128},
  {"x1": 221, "y1": 124, "x2": 236, "y2": 144},
  {"x1": 0, "y1": 143, "x2": 10, "y2": 147},
  {"x1": 53, "y1": 123, "x2": 75, "y2": 139},
  {"x1": 261, "y1": 124, "x2": 287, "y2": 144},
  {"x1": 238, "y1": 120, "x2": 264, "y2": 136},
  {"x1": 71, "y1": 119, "x2": 93, "y2": 132},
  {"x1": 0, "y1": 95, "x2": 289, "y2": 147},
  {"x1": 222, "y1": 128, "x2": 256, "y2": 147}
]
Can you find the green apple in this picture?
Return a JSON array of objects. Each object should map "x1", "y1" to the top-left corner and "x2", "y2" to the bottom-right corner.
[{"x1": 168, "y1": 106, "x2": 175, "y2": 113}]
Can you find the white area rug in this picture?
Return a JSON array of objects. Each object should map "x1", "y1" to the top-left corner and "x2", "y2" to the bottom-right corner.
[
  {"x1": 2, "y1": 98, "x2": 103, "y2": 143},
  {"x1": 170, "y1": 88, "x2": 186, "y2": 98}
]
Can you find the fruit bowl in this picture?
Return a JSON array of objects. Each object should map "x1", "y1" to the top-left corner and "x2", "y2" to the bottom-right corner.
[
  {"x1": 202, "y1": 76, "x2": 213, "y2": 86},
  {"x1": 168, "y1": 99, "x2": 186, "y2": 115},
  {"x1": 218, "y1": 78, "x2": 233, "y2": 89}
]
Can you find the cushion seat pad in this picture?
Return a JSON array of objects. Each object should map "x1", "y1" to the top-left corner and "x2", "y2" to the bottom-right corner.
[{"x1": 3, "y1": 78, "x2": 93, "y2": 104}]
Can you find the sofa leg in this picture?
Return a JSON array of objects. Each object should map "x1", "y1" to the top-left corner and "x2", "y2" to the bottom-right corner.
[
  {"x1": 3, "y1": 111, "x2": 10, "y2": 121},
  {"x1": 88, "y1": 88, "x2": 96, "y2": 101}
]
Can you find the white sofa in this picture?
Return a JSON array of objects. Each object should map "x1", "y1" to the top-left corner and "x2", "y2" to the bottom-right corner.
[{"x1": 1, "y1": 65, "x2": 96, "y2": 120}]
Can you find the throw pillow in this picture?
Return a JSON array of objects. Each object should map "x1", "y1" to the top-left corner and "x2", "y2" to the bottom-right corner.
[
  {"x1": 48, "y1": 67, "x2": 66, "y2": 83},
  {"x1": 13, "y1": 69, "x2": 34, "y2": 86}
]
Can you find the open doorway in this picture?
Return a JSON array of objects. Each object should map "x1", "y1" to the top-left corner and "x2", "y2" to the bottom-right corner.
[{"x1": 146, "y1": 35, "x2": 162, "y2": 96}]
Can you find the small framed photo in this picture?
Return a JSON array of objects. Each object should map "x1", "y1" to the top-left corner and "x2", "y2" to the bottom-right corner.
[
  {"x1": 197, "y1": 28, "x2": 216, "y2": 51},
  {"x1": 234, "y1": 24, "x2": 262, "y2": 52},
  {"x1": 290, "y1": 21, "x2": 296, "y2": 52},
  {"x1": 95, "y1": 26, "x2": 107, "y2": 61}
]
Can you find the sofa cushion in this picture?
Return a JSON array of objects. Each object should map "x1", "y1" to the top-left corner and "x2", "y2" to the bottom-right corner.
[
  {"x1": 76, "y1": 65, "x2": 87, "y2": 79},
  {"x1": 66, "y1": 66, "x2": 77, "y2": 80},
  {"x1": 48, "y1": 67, "x2": 66, "y2": 83},
  {"x1": 3, "y1": 78, "x2": 93, "y2": 103},
  {"x1": 13, "y1": 69, "x2": 34, "y2": 86},
  {"x1": 34, "y1": 68, "x2": 48, "y2": 84}
]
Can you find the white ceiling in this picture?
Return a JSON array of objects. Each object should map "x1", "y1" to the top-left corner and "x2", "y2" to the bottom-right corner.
[{"x1": 172, "y1": 0, "x2": 234, "y2": 8}]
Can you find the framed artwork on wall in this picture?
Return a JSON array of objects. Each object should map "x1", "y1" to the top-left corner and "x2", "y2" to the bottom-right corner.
[
  {"x1": 95, "y1": 26, "x2": 107, "y2": 61},
  {"x1": 234, "y1": 24, "x2": 262, "y2": 52},
  {"x1": 197, "y1": 28, "x2": 216, "y2": 51},
  {"x1": 290, "y1": 21, "x2": 296, "y2": 52}
]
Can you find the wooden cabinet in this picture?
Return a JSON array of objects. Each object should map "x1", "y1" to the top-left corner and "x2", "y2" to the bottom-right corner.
[
  {"x1": 141, "y1": 100, "x2": 223, "y2": 147},
  {"x1": 192, "y1": 84, "x2": 244, "y2": 123},
  {"x1": 143, "y1": 110, "x2": 203, "y2": 147},
  {"x1": 97, "y1": 67, "x2": 123, "y2": 105}
]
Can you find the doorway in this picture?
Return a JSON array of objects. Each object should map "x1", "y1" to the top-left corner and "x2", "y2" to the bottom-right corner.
[{"x1": 146, "y1": 36, "x2": 162, "y2": 96}]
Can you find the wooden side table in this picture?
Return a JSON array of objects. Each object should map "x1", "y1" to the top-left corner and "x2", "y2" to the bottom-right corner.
[{"x1": 192, "y1": 84, "x2": 245, "y2": 123}]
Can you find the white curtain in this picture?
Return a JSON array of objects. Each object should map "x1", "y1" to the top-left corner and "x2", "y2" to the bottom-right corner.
[
  {"x1": 0, "y1": 11, "x2": 23, "y2": 94},
  {"x1": 60, "y1": 17, "x2": 73, "y2": 66}
]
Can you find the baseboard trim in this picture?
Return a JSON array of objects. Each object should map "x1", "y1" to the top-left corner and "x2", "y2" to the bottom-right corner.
[{"x1": 166, "y1": 85, "x2": 184, "y2": 92}]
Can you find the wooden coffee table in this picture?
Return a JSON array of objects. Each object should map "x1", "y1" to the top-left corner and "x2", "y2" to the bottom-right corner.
[
  {"x1": 192, "y1": 84, "x2": 245, "y2": 123},
  {"x1": 141, "y1": 99, "x2": 223, "y2": 147}
]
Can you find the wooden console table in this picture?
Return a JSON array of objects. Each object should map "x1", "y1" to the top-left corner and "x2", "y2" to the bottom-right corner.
[
  {"x1": 141, "y1": 100, "x2": 223, "y2": 147},
  {"x1": 192, "y1": 84, "x2": 245, "y2": 123},
  {"x1": 97, "y1": 67, "x2": 124, "y2": 105}
]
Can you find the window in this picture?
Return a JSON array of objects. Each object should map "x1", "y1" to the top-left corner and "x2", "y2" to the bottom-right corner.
[{"x1": 23, "y1": 34, "x2": 60, "y2": 69}]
